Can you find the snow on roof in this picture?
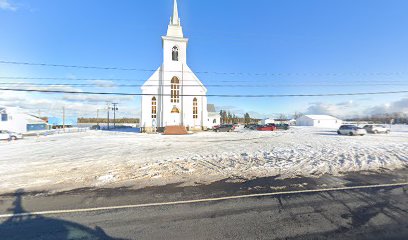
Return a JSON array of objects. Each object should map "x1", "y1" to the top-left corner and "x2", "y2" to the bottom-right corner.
[
  {"x1": 0, "y1": 106, "x2": 25, "y2": 114},
  {"x1": 303, "y1": 115, "x2": 341, "y2": 120},
  {"x1": 0, "y1": 106, "x2": 46, "y2": 123},
  {"x1": 25, "y1": 115, "x2": 47, "y2": 124},
  {"x1": 207, "y1": 104, "x2": 216, "y2": 113}
]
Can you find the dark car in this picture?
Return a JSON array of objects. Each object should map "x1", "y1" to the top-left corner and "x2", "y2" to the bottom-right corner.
[
  {"x1": 245, "y1": 124, "x2": 259, "y2": 130},
  {"x1": 214, "y1": 124, "x2": 235, "y2": 132},
  {"x1": 276, "y1": 124, "x2": 290, "y2": 130},
  {"x1": 90, "y1": 125, "x2": 101, "y2": 130}
]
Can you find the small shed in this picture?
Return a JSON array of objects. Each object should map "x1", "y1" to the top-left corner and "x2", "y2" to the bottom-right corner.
[
  {"x1": 260, "y1": 118, "x2": 275, "y2": 125},
  {"x1": 296, "y1": 115, "x2": 342, "y2": 128},
  {"x1": 206, "y1": 104, "x2": 221, "y2": 129}
]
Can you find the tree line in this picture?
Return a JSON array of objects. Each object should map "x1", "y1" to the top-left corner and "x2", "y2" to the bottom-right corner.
[
  {"x1": 345, "y1": 112, "x2": 408, "y2": 124},
  {"x1": 219, "y1": 110, "x2": 260, "y2": 124},
  {"x1": 218, "y1": 110, "x2": 304, "y2": 125},
  {"x1": 77, "y1": 118, "x2": 140, "y2": 124}
]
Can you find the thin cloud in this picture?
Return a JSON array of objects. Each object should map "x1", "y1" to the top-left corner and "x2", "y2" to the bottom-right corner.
[
  {"x1": 0, "y1": 0, "x2": 17, "y2": 11},
  {"x1": 305, "y1": 101, "x2": 360, "y2": 119},
  {"x1": 0, "y1": 88, "x2": 137, "y2": 118},
  {"x1": 367, "y1": 97, "x2": 408, "y2": 115},
  {"x1": 86, "y1": 80, "x2": 117, "y2": 88}
]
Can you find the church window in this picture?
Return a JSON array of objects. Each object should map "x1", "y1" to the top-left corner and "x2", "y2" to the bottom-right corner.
[
  {"x1": 1, "y1": 114, "x2": 7, "y2": 121},
  {"x1": 193, "y1": 98, "x2": 198, "y2": 119},
  {"x1": 171, "y1": 77, "x2": 180, "y2": 103},
  {"x1": 172, "y1": 46, "x2": 179, "y2": 61},
  {"x1": 151, "y1": 97, "x2": 157, "y2": 119}
]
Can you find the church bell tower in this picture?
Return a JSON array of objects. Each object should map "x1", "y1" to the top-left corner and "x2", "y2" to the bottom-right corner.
[{"x1": 162, "y1": 0, "x2": 188, "y2": 65}]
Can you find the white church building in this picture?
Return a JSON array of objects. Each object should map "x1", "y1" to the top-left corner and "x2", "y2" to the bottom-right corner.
[{"x1": 141, "y1": 0, "x2": 209, "y2": 131}]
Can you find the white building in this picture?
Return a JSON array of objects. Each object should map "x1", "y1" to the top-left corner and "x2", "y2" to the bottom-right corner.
[
  {"x1": 207, "y1": 104, "x2": 220, "y2": 129},
  {"x1": 141, "y1": 0, "x2": 208, "y2": 131},
  {"x1": 0, "y1": 107, "x2": 49, "y2": 133},
  {"x1": 260, "y1": 118, "x2": 275, "y2": 125},
  {"x1": 296, "y1": 115, "x2": 343, "y2": 128}
]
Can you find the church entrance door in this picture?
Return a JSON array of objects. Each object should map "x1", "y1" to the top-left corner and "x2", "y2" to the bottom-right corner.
[{"x1": 170, "y1": 106, "x2": 181, "y2": 126}]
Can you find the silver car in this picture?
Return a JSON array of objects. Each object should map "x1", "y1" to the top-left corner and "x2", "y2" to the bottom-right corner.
[
  {"x1": 363, "y1": 125, "x2": 390, "y2": 134},
  {"x1": 4, "y1": 131, "x2": 23, "y2": 140},
  {"x1": 337, "y1": 125, "x2": 367, "y2": 136}
]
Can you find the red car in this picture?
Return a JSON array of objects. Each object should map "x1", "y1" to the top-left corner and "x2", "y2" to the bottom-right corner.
[{"x1": 257, "y1": 125, "x2": 277, "y2": 131}]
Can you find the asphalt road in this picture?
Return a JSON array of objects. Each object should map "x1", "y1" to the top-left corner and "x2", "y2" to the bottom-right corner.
[{"x1": 1, "y1": 183, "x2": 408, "y2": 240}]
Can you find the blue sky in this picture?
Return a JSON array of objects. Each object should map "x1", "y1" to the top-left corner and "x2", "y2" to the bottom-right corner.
[{"x1": 0, "y1": 0, "x2": 407, "y2": 119}]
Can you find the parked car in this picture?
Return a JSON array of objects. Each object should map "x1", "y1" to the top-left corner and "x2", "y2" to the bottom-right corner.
[
  {"x1": 257, "y1": 125, "x2": 277, "y2": 131},
  {"x1": 90, "y1": 125, "x2": 101, "y2": 130},
  {"x1": 337, "y1": 125, "x2": 367, "y2": 136},
  {"x1": 212, "y1": 125, "x2": 220, "y2": 130},
  {"x1": 363, "y1": 125, "x2": 390, "y2": 134},
  {"x1": 0, "y1": 130, "x2": 11, "y2": 141},
  {"x1": 275, "y1": 124, "x2": 290, "y2": 130},
  {"x1": 214, "y1": 124, "x2": 235, "y2": 132},
  {"x1": 5, "y1": 131, "x2": 23, "y2": 140},
  {"x1": 245, "y1": 124, "x2": 259, "y2": 130}
]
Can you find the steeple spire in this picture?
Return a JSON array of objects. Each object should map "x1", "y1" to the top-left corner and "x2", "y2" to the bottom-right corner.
[
  {"x1": 171, "y1": 0, "x2": 180, "y2": 26},
  {"x1": 166, "y1": 0, "x2": 184, "y2": 37}
]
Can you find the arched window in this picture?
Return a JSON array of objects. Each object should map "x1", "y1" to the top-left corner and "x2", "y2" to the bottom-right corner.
[
  {"x1": 171, "y1": 77, "x2": 180, "y2": 103},
  {"x1": 193, "y1": 98, "x2": 198, "y2": 119},
  {"x1": 151, "y1": 97, "x2": 157, "y2": 119},
  {"x1": 172, "y1": 46, "x2": 179, "y2": 61}
]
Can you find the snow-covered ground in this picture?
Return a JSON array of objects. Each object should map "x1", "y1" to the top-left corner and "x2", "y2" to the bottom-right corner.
[{"x1": 0, "y1": 126, "x2": 407, "y2": 194}]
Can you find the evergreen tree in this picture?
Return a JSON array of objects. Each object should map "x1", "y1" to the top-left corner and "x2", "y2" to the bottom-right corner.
[{"x1": 244, "y1": 113, "x2": 251, "y2": 124}]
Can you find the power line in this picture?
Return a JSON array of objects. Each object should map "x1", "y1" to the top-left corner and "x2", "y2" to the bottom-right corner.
[
  {"x1": 1, "y1": 82, "x2": 408, "y2": 88},
  {"x1": 1, "y1": 88, "x2": 407, "y2": 98},
  {"x1": 1, "y1": 60, "x2": 407, "y2": 76},
  {"x1": 1, "y1": 76, "x2": 407, "y2": 84}
]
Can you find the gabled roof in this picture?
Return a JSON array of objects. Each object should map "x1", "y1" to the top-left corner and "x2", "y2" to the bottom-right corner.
[
  {"x1": 26, "y1": 115, "x2": 47, "y2": 124},
  {"x1": 303, "y1": 115, "x2": 341, "y2": 120},
  {"x1": 207, "y1": 104, "x2": 216, "y2": 113},
  {"x1": 0, "y1": 106, "x2": 47, "y2": 123}
]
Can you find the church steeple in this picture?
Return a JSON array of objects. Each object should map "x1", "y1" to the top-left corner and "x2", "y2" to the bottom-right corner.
[
  {"x1": 166, "y1": 0, "x2": 184, "y2": 38},
  {"x1": 171, "y1": 0, "x2": 180, "y2": 26}
]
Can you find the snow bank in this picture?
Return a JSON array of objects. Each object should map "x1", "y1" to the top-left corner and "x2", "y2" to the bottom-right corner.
[{"x1": 0, "y1": 127, "x2": 407, "y2": 193}]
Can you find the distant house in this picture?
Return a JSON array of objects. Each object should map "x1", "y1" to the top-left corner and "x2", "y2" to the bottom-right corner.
[
  {"x1": 296, "y1": 115, "x2": 342, "y2": 128},
  {"x1": 288, "y1": 119, "x2": 297, "y2": 126},
  {"x1": 206, "y1": 104, "x2": 220, "y2": 129},
  {"x1": 260, "y1": 118, "x2": 275, "y2": 125},
  {"x1": 0, "y1": 107, "x2": 49, "y2": 133}
]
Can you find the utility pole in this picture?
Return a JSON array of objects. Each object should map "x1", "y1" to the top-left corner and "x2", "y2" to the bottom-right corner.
[
  {"x1": 181, "y1": 63, "x2": 184, "y2": 126},
  {"x1": 112, "y1": 103, "x2": 119, "y2": 129},
  {"x1": 96, "y1": 109, "x2": 100, "y2": 125},
  {"x1": 106, "y1": 103, "x2": 111, "y2": 130},
  {"x1": 62, "y1": 107, "x2": 66, "y2": 132}
]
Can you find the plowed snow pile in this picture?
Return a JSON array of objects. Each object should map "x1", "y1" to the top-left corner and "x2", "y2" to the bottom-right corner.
[{"x1": 0, "y1": 127, "x2": 407, "y2": 193}]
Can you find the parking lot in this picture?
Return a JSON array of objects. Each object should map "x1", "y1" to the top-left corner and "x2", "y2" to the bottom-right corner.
[{"x1": 0, "y1": 126, "x2": 407, "y2": 194}]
